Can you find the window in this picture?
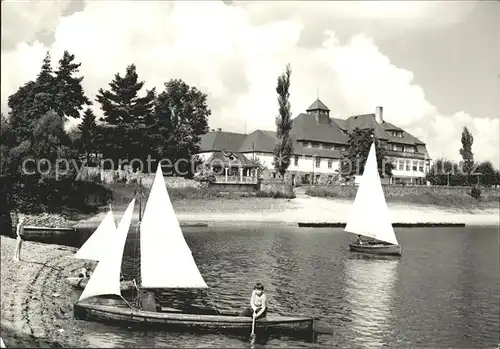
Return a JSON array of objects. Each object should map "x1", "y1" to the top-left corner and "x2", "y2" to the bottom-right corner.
[
  {"x1": 312, "y1": 142, "x2": 318, "y2": 148},
  {"x1": 398, "y1": 160, "x2": 404, "y2": 170},
  {"x1": 392, "y1": 131, "x2": 403, "y2": 138},
  {"x1": 294, "y1": 156, "x2": 299, "y2": 166},
  {"x1": 328, "y1": 160, "x2": 333, "y2": 169},
  {"x1": 392, "y1": 144, "x2": 404, "y2": 152},
  {"x1": 404, "y1": 146, "x2": 415, "y2": 153},
  {"x1": 412, "y1": 161, "x2": 418, "y2": 171},
  {"x1": 405, "y1": 160, "x2": 411, "y2": 171},
  {"x1": 315, "y1": 157, "x2": 321, "y2": 168},
  {"x1": 418, "y1": 161, "x2": 424, "y2": 172}
]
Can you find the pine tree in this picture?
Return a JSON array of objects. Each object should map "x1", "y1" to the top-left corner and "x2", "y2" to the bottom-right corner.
[
  {"x1": 95, "y1": 64, "x2": 155, "y2": 168},
  {"x1": 78, "y1": 108, "x2": 98, "y2": 162},
  {"x1": 55, "y1": 50, "x2": 92, "y2": 118}
]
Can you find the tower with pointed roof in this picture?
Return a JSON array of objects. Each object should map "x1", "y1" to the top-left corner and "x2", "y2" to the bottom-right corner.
[{"x1": 306, "y1": 99, "x2": 330, "y2": 125}]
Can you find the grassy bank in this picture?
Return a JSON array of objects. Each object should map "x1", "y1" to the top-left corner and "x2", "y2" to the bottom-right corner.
[{"x1": 305, "y1": 185, "x2": 500, "y2": 209}]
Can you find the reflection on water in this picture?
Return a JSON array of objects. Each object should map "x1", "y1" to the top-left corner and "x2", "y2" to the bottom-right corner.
[
  {"x1": 344, "y1": 255, "x2": 399, "y2": 348},
  {"x1": 70, "y1": 224, "x2": 499, "y2": 348}
]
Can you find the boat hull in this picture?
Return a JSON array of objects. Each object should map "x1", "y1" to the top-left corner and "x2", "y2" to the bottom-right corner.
[
  {"x1": 349, "y1": 243, "x2": 402, "y2": 256},
  {"x1": 65, "y1": 277, "x2": 135, "y2": 292},
  {"x1": 73, "y1": 302, "x2": 314, "y2": 334}
]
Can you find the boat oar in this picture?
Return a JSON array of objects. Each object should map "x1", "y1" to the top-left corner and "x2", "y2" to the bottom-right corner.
[
  {"x1": 312, "y1": 319, "x2": 334, "y2": 334},
  {"x1": 251, "y1": 314, "x2": 256, "y2": 337}
]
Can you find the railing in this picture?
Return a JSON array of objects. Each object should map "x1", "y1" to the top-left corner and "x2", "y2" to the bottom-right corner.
[
  {"x1": 385, "y1": 151, "x2": 428, "y2": 160},
  {"x1": 214, "y1": 175, "x2": 258, "y2": 184}
]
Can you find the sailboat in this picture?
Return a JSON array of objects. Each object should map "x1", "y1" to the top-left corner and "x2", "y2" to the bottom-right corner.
[
  {"x1": 344, "y1": 141, "x2": 402, "y2": 256},
  {"x1": 65, "y1": 206, "x2": 135, "y2": 291},
  {"x1": 73, "y1": 165, "x2": 315, "y2": 334}
]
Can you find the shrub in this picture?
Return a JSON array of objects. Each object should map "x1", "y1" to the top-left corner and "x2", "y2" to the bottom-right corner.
[
  {"x1": 256, "y1": 190, "x2": 296, "y2": 199},
  {"x1": 193, "y1": 166, "x2": 216, "y2": 184},
  {"x1": 470, "y1": 186, "x2": 482, "y2": 199}
]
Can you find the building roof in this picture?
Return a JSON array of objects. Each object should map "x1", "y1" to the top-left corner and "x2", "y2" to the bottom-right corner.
[
  {"x1": 291, "y1": 113, "x2": 348, "y2": 143},
  {"x1": 332, "y1": 114, "x2": 426, "y2": 146},
  {"x1": 239, "y1": 130, "x2": 277, "y2": 153},
  {"x1": 198, "y1": 100, "x2": 428, "y2": 159},
  {"x1": 198, "y1": 130, "x2": 246, "y2": 152},
  {"x1": 332, "y1": 114, "x2": 388, "y2": 140},
  {"x1": 306, "y1": 98, "x2": 330, "y2": 112},
  {"x1": 206, "y1": 151, "x2": 255, "y2": 167}
]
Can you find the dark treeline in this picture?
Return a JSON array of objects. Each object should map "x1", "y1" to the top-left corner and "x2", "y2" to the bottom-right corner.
[{"x1": 0, "y1": 50, "x2": 211, "y2": 216}]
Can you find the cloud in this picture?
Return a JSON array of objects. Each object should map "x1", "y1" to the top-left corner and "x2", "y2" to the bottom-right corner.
[{"x1": 1, "y1": 1, "x2": 498, "y2": 168}]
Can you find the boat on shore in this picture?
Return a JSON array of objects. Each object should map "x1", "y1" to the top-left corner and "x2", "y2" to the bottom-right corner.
[
  {"x1": 65, "y1": 276, "x2": 135, "y2": 291},
  {"x1": 73, "y1": 165, "x2": 319, "y2": 335},
  {"x1": 344, "y1": 141, "x2": 402, "y2": 257}
]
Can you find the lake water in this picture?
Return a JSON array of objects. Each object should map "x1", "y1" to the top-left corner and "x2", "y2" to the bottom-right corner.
[{"x1": 73, "y1": 224, "x2": 500, "y2": 348}]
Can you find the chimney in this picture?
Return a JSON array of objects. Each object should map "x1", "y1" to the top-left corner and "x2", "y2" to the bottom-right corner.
[
  {"x1": 217, "y1": 128, "x2": 222, "y2": 132},
  {"x1": 375, "y1": 106, "x2": 383, "y2": 124}
]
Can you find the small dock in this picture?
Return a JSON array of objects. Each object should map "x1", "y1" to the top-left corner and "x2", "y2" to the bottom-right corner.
[
  {"x1": 24, "y1": 226, "x2": 76, "y2": 232},
  {"x1": 297, "y1": 222, "x2": 466, "y2": 228}
]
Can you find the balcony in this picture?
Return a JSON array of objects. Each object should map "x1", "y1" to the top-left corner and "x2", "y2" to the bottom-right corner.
[
  {"x1": 214, "y1": 175, "x2": 258, "y2": 184},
  {"x1": 385, "y1": 150, "x2": 428, "y2": 160}
]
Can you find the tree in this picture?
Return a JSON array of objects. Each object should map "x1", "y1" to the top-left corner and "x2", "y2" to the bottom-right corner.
[
  {"x1": 152, "y1": 79, "x2": 210, "y2": 176},
  {"x1": 54, "y1": 50, "x2": 92, "y2": 118},
  {"x1": 95, "y1": 64, "x2": 155, "y2": 167},
  {"x1": 7, "y1": 52, "x2": 57, "y2": 141},
  {"x1": 476, "y1": 161, "x2": 496, "y2": 187},
  {"x1": 273, "y1": 64, "x2": 294, "y2": 181},
  {"x1": 459, "y1": 126, "x2": 474, "y2": 176},
  {"x1": 425, "y1": 158, "x2": 469, "y2": 186},
  {"x1": 7, "y1": 50, "x2": 90, "y2": 143},
  {"x1": 78, "y1": 108, "x2": 98, "y2": 163},
  {"x1": 340, "y1": 128, "x2": 393, "y2": 179}
]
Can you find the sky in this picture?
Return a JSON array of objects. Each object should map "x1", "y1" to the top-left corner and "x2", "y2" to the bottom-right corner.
[{"x1": 1, "y1": 0, "x2": 499, "y2": 167}]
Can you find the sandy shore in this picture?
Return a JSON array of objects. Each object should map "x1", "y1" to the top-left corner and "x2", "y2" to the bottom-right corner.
[
  {"x1": 75, "y1": 194, "x2": 500, "y2": 228},
  {"x1": 0, "y1": 237, "x2": 88, "y2": 348}
]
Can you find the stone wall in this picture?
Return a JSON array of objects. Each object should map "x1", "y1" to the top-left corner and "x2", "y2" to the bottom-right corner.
[
  {"x1": 305, "y1": 184, "x2": 500, "y2": 199},
  {"x1": 260, "y1": 169, "x2": 338, "y2": 186},
  {"x1": 259, "y1": 178, "x2": 294, "y2": 196},
  {"x1": 81, "y1": 167, "x2": 201, "y2": 188},
  {"x1": 210, "y1": 183, "x2": 258, "y2": 193}
]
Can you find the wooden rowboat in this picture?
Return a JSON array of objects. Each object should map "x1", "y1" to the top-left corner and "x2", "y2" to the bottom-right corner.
[
  {"x1": 73, "y1": 302, "x2": 314, "y2": 334},
  {"x1": 349, "y1": 242, "x2": 402, "y2": 256},
  {"x1": 65, "y1": 277, "x2": 135, "y2": 291}
]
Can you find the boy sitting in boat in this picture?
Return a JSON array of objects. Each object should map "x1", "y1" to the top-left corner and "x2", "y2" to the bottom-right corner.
[
  {"x1": 356, "y1": 235, "x2": 364, "y2": 245},
  {"x1": 240, "y1": 282, "x2": 268, "y2": 319}
]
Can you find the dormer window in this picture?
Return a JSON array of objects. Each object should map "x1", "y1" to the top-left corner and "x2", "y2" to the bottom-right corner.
[{"x1": 391, "y1": 131, "x2": 403, "y2": 138}]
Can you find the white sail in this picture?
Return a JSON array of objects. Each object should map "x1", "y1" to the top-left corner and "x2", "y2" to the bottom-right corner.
[
  {"x1": 344, "y1": 142, "x2": 399, "y2": 245},
  {"x1": 74, "y1": 208, "x2": 117, "y2": 261},
  {"x1": 140, "y1": 165, "x2": 208, "y2": 289},
  {"x1": 79, "y1": 199, "x2": 135, "y2": 301}
]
